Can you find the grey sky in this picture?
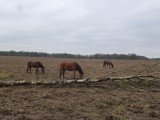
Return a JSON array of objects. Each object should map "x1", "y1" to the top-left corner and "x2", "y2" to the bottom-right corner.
[{"x1": 0, "y1": 0, "x2": 160, "y2": 58}]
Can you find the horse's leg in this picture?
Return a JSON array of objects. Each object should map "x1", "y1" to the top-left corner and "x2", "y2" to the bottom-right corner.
[
  {"x1": 103, "y1": 64, "x2": 106, "y2": 68},
  {"x1": 106, "y1": 64, "x2": 108, "y2": 68},
  {"x1": 73, "y1": 71, "x2": 76, "y2": 79},
  {"x1": 29, "y1": 67, "x2": 31, "y2": 74},
  {"x1": 62, "y1": 70, "x2": 65, "y2": 79},
  {"x1": 59, "y1": 69, "x2": 62, "y2": 78},
  {"x1": 36, "y1": 68, "x2": 38, "y2": 74},
  {"x1": 41, "y1": 68, "x2": 44, "y2": 74}
]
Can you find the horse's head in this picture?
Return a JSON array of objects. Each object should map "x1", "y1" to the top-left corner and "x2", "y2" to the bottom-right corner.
[
  {"x1": 111, "y1": 63, "x2": 114, "y2": 68},
  {"x1": 76, "y1": 63, "x2": 84, "y2": 78},
  {"x1": 79, "y1": 71, "x2": 84, "y2": 78}
]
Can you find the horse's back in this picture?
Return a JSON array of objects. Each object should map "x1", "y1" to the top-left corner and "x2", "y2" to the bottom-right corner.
[
  {"x1": 60, "y1": 62, "x2": 66, "y2": 69},
  {"x1": 60, "y1": 62, "x2": 80, "y2": 70},
  {"x1": 60, "y1": 62, "x2": 74, "y2": 70},
  {"x1": 27, "y1": 61, "x2": 32, "y2": 67},
  {"x1": 27, "y1": 61, "x2": 43, "y2": 68}
]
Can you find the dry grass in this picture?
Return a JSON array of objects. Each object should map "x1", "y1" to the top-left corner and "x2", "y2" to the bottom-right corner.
[
  {"x1": 0, "y1": 56, "x2": 160, "y2": 81},
  {"x1": 0, "y1": 56, "x2": 160, "y2": 120}
]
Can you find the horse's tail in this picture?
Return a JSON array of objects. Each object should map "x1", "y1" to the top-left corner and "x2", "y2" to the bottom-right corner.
[
  {"x1": 37, "y1": 62, "x2": 45, "y2": 74},
  {"x1": 27, "y1": 66, "x2": 29, "y2": 73},
  {"x1": 103, "y1": 60, "x2": 106, "y2": 67}
]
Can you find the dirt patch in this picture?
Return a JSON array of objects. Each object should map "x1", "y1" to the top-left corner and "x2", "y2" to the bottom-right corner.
[{"x1": 0, "y1": 85, "x2": 160, "y2": 120}]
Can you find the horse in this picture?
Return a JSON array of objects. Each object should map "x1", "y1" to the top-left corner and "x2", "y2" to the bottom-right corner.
[
  {"x1": 59, "y1": 62, "x2": 84, "y2": 79},
  {"x1": 27, "y1": 61, "x2": 45, "y2": 74},
  {"x1": 103, "y1": 60, "x2": 114, "y2": 68}
]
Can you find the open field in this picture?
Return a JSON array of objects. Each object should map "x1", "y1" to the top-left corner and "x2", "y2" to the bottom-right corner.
[
  {"x1": 0, "y1": 56, "x2": 160, "y2": 120},
  {"x1": 0, "y1": 56, "x2": 160, "y2": 81}
]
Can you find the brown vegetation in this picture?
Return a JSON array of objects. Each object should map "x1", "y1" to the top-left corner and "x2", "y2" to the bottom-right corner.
[{"x1": 0, "y1": 56, "x2": 160, "y2": 120}]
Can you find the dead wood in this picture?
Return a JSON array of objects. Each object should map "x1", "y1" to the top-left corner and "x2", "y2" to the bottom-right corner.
[{"x1": 0, "y1": 73, "x2": 159, "y2": 87}]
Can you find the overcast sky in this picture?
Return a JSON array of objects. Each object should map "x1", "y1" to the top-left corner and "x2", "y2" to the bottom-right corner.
[{"x1": 0, "y1": 0, "x2": 160, "y2": 58}]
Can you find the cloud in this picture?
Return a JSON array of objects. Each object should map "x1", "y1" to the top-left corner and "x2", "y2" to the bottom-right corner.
[{"x1": 0, "y1": 0, "x2": 160, "y2": 58}]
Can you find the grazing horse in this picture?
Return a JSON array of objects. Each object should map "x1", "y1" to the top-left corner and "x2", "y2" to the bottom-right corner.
[
  {"x1": 103, "y1": 60, "x2": 114, "y2": 68},
  {"x1": 27, "y1": 61, "x2": 45, "y2": 74},
  {"x1": 59, "y1": 62, "x2": 84, "y2": 79}
]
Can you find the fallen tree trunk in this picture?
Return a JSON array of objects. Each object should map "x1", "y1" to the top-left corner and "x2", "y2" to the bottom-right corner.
[
  {"x1": 0, "y1": 74, "x2": 159, "y2": 86},
  {"x1": 0, "y1": 77, "x2": 92, "y2": 86},
  {"x1": 97, "y1": 74, "x2": 157, "y2": 81}
]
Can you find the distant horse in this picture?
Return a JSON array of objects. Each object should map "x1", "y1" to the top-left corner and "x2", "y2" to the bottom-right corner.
[
  {"x1": 27, "y1": 61, "x2": 45, "y2": 74},
  {"x1": 59, "y1": 62, "x2": 84, "y2": 79},
  {"x1": 103, "y1": 60, "x2": 114, "y2": 68}
]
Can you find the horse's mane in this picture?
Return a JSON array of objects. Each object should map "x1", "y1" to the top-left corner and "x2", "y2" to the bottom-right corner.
[{"x1": 36, "y1": 61, "x2": 44, "y2": 68}]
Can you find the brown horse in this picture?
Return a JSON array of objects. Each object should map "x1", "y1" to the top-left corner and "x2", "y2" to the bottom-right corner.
[
  {"x1": 103, "y1": 60, "x2": 114, "y2": 68},
  {"x1": 59, "y1": 62, "x2": 84, "y2": 79},
  {"x1": 27, "y1": 61, "x2": 45, "y2": 74}
]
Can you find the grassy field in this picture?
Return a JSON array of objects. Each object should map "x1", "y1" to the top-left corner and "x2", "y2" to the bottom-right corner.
[{"x1": 0, "y1": 56, "x2": 160, "y2": 120}]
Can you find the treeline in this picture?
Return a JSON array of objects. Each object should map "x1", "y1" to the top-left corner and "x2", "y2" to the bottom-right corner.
[{"x1": 0, "y1": 51, "x2": 149, "y2": 60}]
